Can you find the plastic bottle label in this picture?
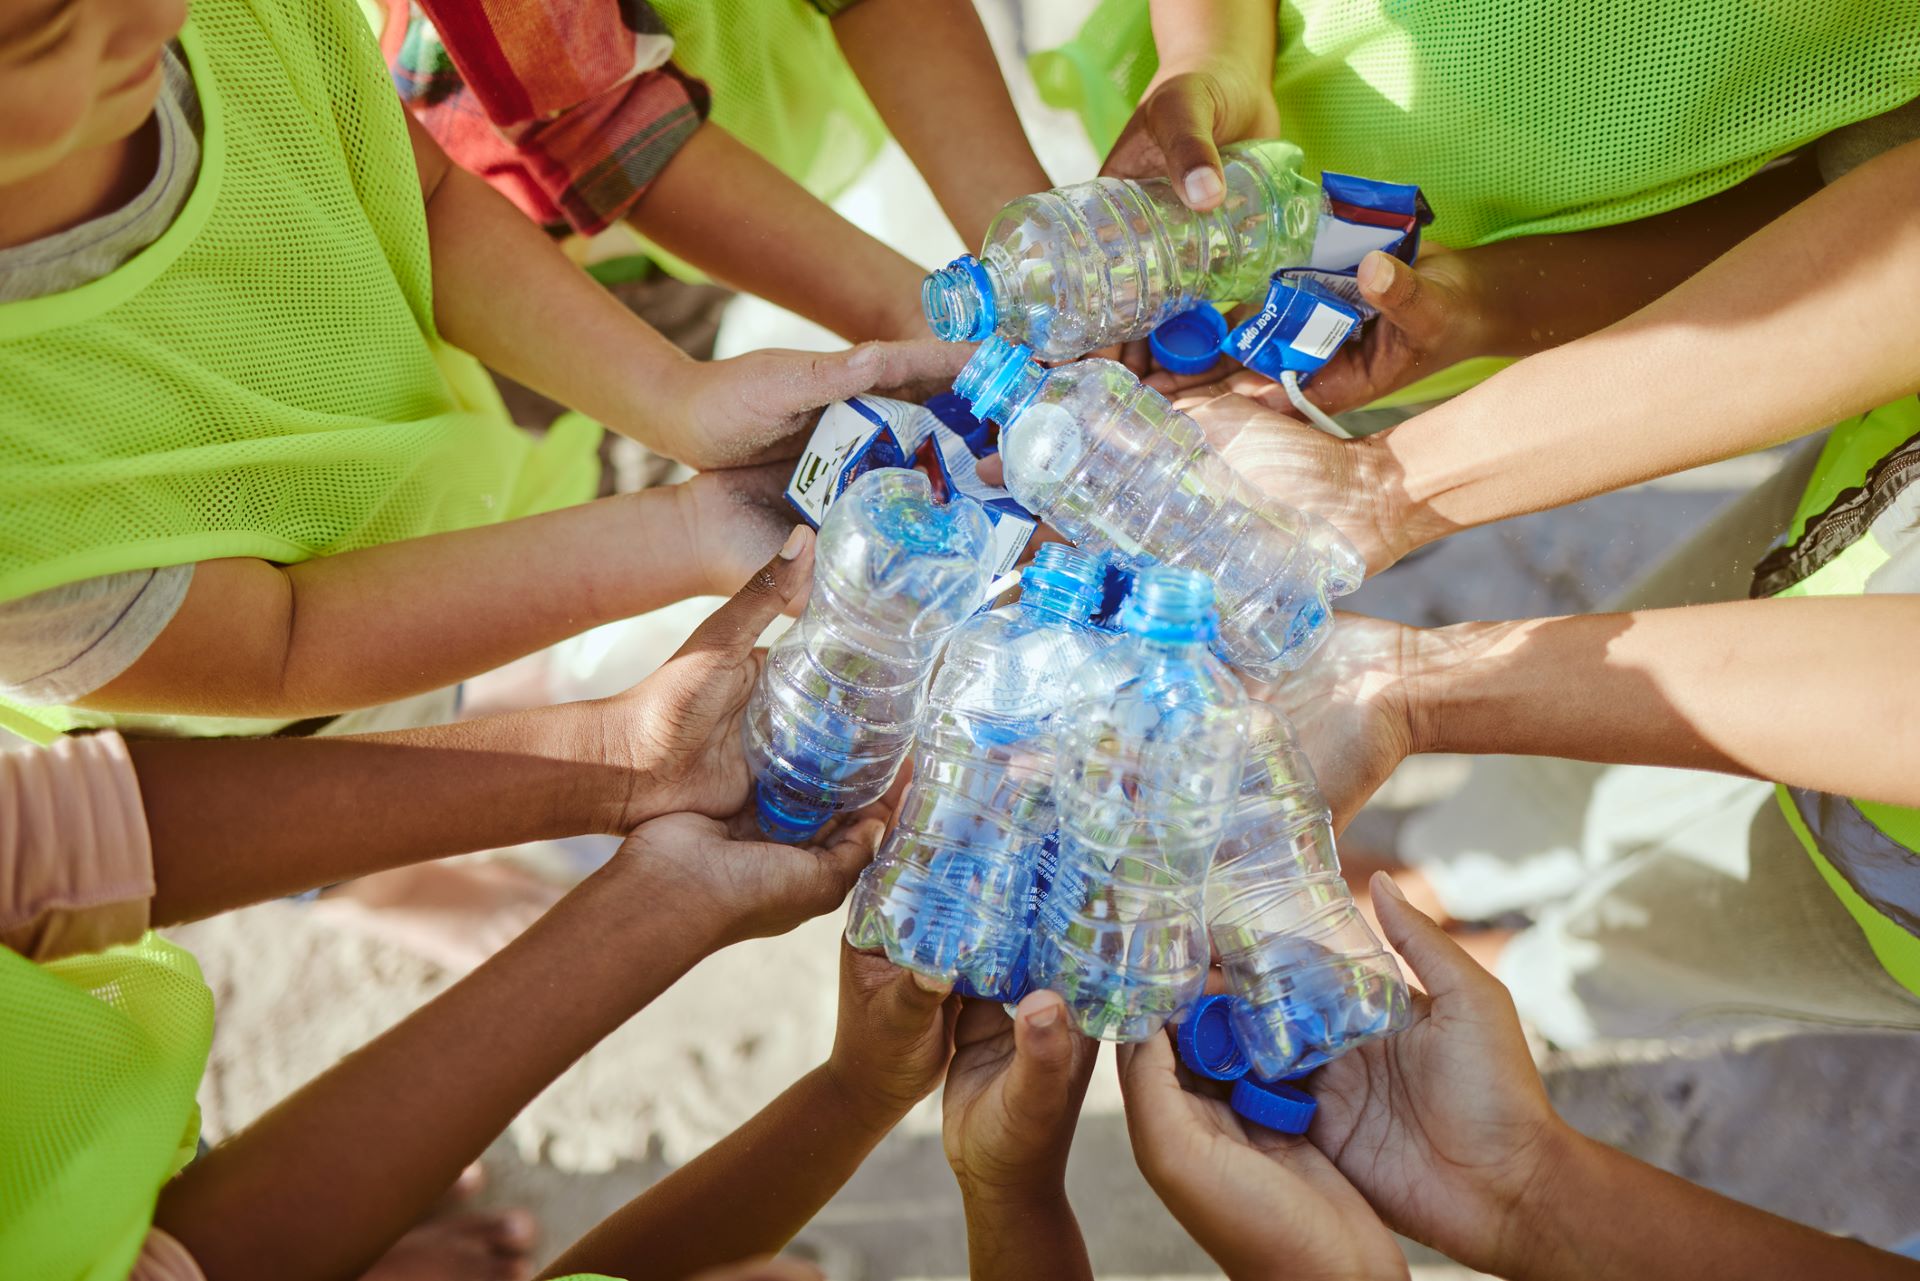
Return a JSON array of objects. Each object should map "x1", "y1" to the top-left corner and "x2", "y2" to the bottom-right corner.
[{"x1": 785, "y1": 396, "x2": 1037, "y2": 601}]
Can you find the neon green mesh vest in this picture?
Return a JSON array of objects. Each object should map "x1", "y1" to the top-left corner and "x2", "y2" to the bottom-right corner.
[
  {"x1": 650, "y1": 0, "x2": 885, "y2": 206},
  {"x1": 1750, "y1": 400, "x2": 1920, "y2": 998},
  {"x1": 0, "y1": 0, "x2": 599, "y2": 742},
  {"x1": 0, "y1": 935, "x2": 211, "y2": 1281},
  {"x1": 1034, "y1": 0, "x2": 1920, "y2": 248}
]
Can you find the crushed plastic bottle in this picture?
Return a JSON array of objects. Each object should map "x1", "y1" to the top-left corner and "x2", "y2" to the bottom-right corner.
[
  {"x1": 923, "y1": 141, "x2": 1318, "y2": 361},
  {"x1": 952, "y1": 337, "x2": 1364, "y2": 679},
  {"x1": 744, "y1": 469, "x2": 993, "y2": 843},
  {"x1": 845, "y1": 544, "x2": 1116, "y2": 1000},
  {"x1": 1029, "y1": 567, "x2": 1251, "y2": 1041},
  {"x1": 1209, "y1": 703, "x2": 1410, "y2": 1079}
]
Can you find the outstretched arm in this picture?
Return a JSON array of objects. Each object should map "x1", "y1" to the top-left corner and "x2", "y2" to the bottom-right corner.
[
  {"x1": 410, "y1": 115, "x2": 968, "y2": 469},
  {"x1": 77, "y1": 476, "x2": 773, "y2": 719},
  {"x1": 1264, "y1": 599, "x2": 1920, "y2": 839},
  {"x1": 130, "y1": 533, "x2": 816, "y2": 924},
  {"x1": 628, "y1": 123, "x2": 930, "y2": 343},
  {"x1": 153, "y1": 808, "x2": 883, "y2": 1281},
  {"x1": 830, "y1": 0, "x2": 1053, "y2": 247},
  {"x1": 1371, "y1": 136, "x2": 1920, "y2": 557},
  {"x1": 542, "y1": 946, "x2": 956, "y2": 1279}
]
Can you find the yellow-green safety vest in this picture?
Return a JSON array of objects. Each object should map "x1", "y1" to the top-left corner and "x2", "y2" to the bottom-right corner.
[{"x1": 1750, "y1": 398, "x2": 1920, "y2": 997}]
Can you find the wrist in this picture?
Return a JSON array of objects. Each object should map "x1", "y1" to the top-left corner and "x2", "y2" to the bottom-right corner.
[
  {"x1": 1401, "y1": 618, "x2": 1536, "y2": 758},
  {"x1": 1488, "y1": 1122, "x2": 1603, "y2": 1280},
  {"x1": 817, "y1": 1058, "x2": 918, "y2": 1135}
]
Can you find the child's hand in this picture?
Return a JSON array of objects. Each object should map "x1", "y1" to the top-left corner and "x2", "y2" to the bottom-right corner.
[
  {"x1": 673, "y1": 462, "x2": 804, "y2": 599},
  {"x1": 942, "y1": 991, "x2": 1097, "y2": 1204},
  {"x1": 1168, "y1": 249, "x2": 1492, "y2": 418},
  {"x1": 825, "y1": 944, "x2": 959, "y2": 1125},
  {"x1": 659, "y1": 340, "x2": 973, "y2": 469},
  {"x1": 1102, "y1": 67, "x2": 1281, "y2": 211},
  {"x1": 1173, "y1": 391, "x2": 1414, "y2": 575},
  {"x1": 621, "y1": 807, "x2": 884, "y2": 951},
  {"x1": 1116, "y1": 1029, "x2": 1406, "y2": 1281},
  {"x1": 598, "y1": 525, "x2": 814, "y2": 830},
  {"x1": 1299, "y1": 877, "x2": 1575, "y2": 1278}
]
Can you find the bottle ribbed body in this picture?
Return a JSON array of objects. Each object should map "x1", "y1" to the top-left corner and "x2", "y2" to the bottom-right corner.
[
  {"x1": 1029, "y1": 569, "x2": 1251, "y2": 1041},
  {"x1": 844, "y1": 562, "x2": 1116, "y2": 999},
  {"x1": 925, "y1": 141, "x2": 1320, "y2": 360},
  {"x1": 745, "y1": 470, "x2": 992, "y2": 843},
  {"x1": 956, "y1": 342, "x2": 1364, "y2": 679},
  {"x1": 1208, "y1": 705, "x2": 1409, "y2": 1079}
]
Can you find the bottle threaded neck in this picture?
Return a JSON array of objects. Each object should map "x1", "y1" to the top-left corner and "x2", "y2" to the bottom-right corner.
[
  {"x1": 1120, "y1": 566, "x2": 1220, "y2": 644},
  {"x1": 952, "y1": 334, "x2": 1042, "y2": 425},
  {"x1": 1020, "y1": 543, "x2": 1104, "y2": 620},
  {"x1": 922, "y1": 256, "x2": 996, "y2": 342}
]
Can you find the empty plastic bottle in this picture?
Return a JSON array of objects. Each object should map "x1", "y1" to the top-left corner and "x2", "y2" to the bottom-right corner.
[
  {"x1": 845, "y1": 544, "x2": 1116, "y2": 1001},
  {"x1": 1208, "y1": 703, "x2": 1410, "y2": 1079},
  {"x1": 1029, "y1": 567, "x2": 1251, "y2": 1041},
  {"x1": 744, "y1": 469, "x2": 993, "y2": 843},
  {"x1": 952, "y1": 337, "x2": 1364, "y2": 679},
  {"x1": 923, "y1": 141, "x2": 1318, "y2": 361}
]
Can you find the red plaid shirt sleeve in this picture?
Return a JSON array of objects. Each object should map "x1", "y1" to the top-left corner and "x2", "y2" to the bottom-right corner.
[{"x1": 384, "y1": 0, "x2": 711, "y2": 235}]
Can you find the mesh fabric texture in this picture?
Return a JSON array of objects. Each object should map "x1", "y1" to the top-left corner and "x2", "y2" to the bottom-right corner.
[
  {"x1": 649, "y1": 0, "x2": 887, "y2": 203},
  {"x1": 0, "y1": 0, "x2": 599, "y2": 738},
  {"x1": 0, "y1": 934, "x2": 212, "y2": 1281},
  {"x1": 1033, "y1": 0, "x2": 1920, "y2": 248}
]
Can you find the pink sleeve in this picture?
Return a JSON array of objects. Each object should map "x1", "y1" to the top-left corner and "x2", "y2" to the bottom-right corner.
[
  {"x1": 128, "y1": 1227, "x2": 208, "y2": 1281},
  {"x1": 0, "y1": 732, "x2": 154, "y2": 961}
]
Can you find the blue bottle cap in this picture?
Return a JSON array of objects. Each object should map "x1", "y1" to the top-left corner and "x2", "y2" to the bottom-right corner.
[
  {"x1": 1230, "y1": 1077, "x2": 1317, "y2": 1135},
  {"x1": 1177, "y1": 994, "x2": 1250, "y2": 1081},
  {"x1": 1148, "y1": 306, "x2": 1229, "y2": 376}
]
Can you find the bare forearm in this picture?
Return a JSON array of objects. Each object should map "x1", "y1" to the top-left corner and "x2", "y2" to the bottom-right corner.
[
  {"x1": 833, "y1": 0, "x2": 1050, "y2": 247},
  {"x1": 962, "y1": 1189, "x2": 1093, "y2": 1281},
  {"x1": 542, "y1": 1065, "x2": 904, "y2": 1279},
  {"x1": 1147, "y1": 0, "x2": 1274, "y2": 80},
  {"x1": 86, "y1": 488, "x2": 705, "y2": 718},
  {"x1": 1462, "y1": 157, "x2": 1822, "y2": 357},
  {"x1": 631, "y1": 123, "x2": 928, "y2": 341},
  {"x1": 1411, "y1": 598, "x2": 1920, "y2": 808},
  {"x1": 1512, "y1": 1131, "x2": 1918, "y2": 1281},
  {"x1": 134, "y1": 699, "x2": 636, "y2": 925},
  {"x1": 1381, "y1": 139, "x2": 1920, "y2": 549},
  {"x1": 413, "y1": 118, "x2": 697, "y2": 450},
  {"x1": 155, "y1": 865, "x2": 717, "y2": 1281}
]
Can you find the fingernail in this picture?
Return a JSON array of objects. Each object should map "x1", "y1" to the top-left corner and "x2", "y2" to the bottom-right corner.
[
  {"x1": 912, "y1": 971, "x2": 952, "y2": 996},
  {"x1": 1024, "y1": 1001, "x2": 1061, "y2": 1030},
  {"x1": 778, "y1": 526, "x2": 809, "y2": 560},
  {"x1": 1358, "y1": 251, "x2": 1394, "y2": 294},
  {"x1": 1183, "y1": 167, "x2": 1224, "y2": 207},
  {"x1": 1371, "y1": 869, "x2": 1408, "y2": 904},
  {"x1": 845, "y1": 344, "x2": 880, "y2": 373}
]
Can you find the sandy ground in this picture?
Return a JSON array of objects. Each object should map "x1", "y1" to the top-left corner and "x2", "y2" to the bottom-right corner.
[{"x1": 166, "y1": 2, "x2": 1920, "y2": 1277}]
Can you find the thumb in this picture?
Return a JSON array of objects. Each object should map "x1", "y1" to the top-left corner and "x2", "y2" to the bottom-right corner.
[
  {"x1": 799, "y1": 340, "x2": 972, "y2": 407},
  {"x1": 1146, "y1": 73, "x2": 1228, "y2": 209},
  {"x1": 1356, "y1": 251, "x2": 1452, "y2": 346},
  {"x1": 874, "y1": 960, "x2": 956, "y2": 1032},
  {"x1": 793, "y1": 813, "x2": 888, "y2": 910},
  {"x1": 1001, "y1": 990, "x2": 1085, "y2": 1124},
  {"x1": 1369, "y1": 870, "x2": 1494, "y2": 1001},
  {"x1": 678, "y1": 525, "x2": 814, "y2": 659}
]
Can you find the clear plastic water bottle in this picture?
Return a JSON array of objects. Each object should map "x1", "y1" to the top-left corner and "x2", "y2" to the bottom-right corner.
[
  {"x1": 745, "y1": 469, "x2": 994, "y2": 843},
  {"x1": 951, "y1": 337, "x2": 1364, "y2": 679},
  {"x1": 1029, "y1": 567, "x2": 1251, "y2": 1041},
  {"x1": 923, "y1": 141, "x2": 1319, "y2": 361},
  {"x1": 845, "y1": 544, "x2": 1116, "y2": 1001},
  {"x1": 1209, "y1": 703, "x2": 1410, "y2": 1079}
]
